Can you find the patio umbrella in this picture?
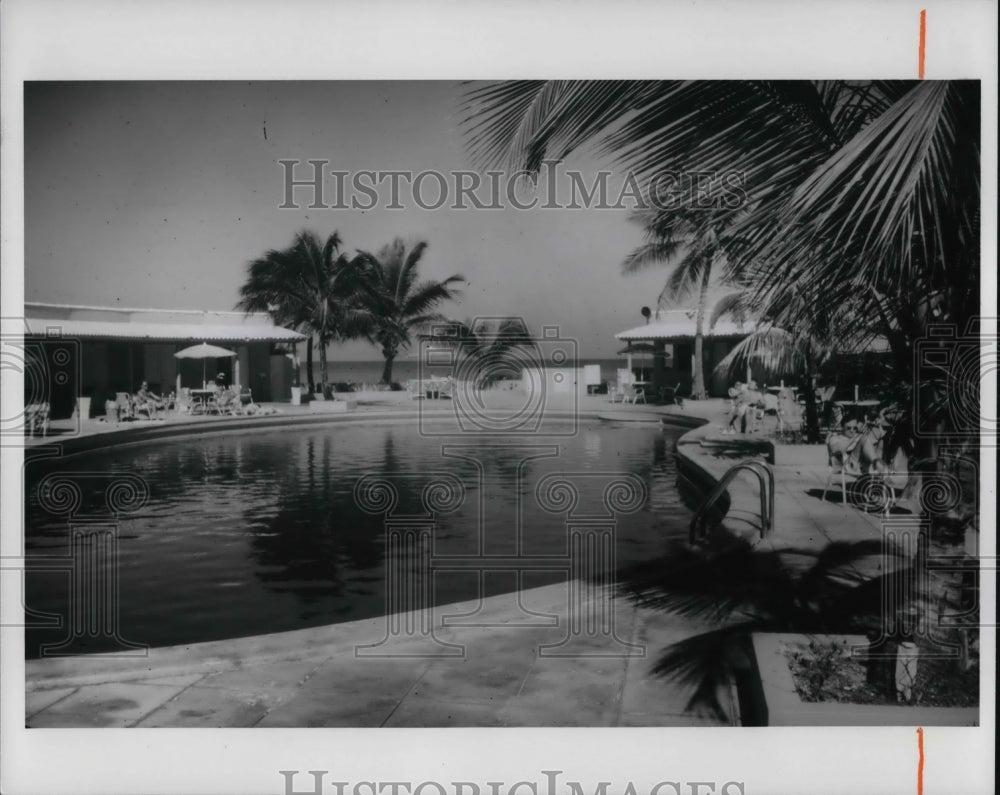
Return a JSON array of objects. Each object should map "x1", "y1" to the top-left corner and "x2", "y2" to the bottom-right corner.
[
  {"x1": 617, "y1": 342, "x2": 668, "y2": 377},
  {"x1": 174, "y1": 342, "x2": 237, "y2": 388}
]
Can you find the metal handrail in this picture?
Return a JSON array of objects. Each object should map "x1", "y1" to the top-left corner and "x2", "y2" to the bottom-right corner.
[{"x1": 690, "y1": 459, "x2": 775, "y2": 544}]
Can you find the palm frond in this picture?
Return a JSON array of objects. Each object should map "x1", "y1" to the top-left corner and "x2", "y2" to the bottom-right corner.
[
  {"x1": 620, "y1": 239, "x2": 684, "y2": 275},
  {"x1": 650, "y1": 624, "x2": 761, "y2": 721}
]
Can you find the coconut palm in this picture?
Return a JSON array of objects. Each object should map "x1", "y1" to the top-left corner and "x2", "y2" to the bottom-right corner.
[
  {"x1": 425, "y1": 317, "x2": 535, "y2": 388},
  {"x1": 357, "y1": 239, "x2": 465, "y2": 385},
  {"x1": 622, "y1": 208, "x2": 743, "y2": 399},
  {"x1": 236, "y1": 230, "x2": 373, "y2": 390},
  {"x1": 461, "y1": 80, "x2": 979, "y2": 406},
  {"x1": 709, "y1": 285, "x2": 873, "y2": 442}
]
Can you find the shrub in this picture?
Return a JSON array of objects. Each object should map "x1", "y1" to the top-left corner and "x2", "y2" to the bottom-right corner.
[
  {"x1": 389, "y1": 381, "x2": 404, "y2": 391},
  {"x1": 332, "y1": 382, "x2": 355, "y2": 393}
]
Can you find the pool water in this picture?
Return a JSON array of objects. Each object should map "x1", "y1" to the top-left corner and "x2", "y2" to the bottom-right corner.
[{"x1": 24, "y1": 420, "x2": 694, "y2": 658}]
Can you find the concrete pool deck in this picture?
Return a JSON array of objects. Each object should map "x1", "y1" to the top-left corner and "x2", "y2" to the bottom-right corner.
[
  {"x1": 24, "y1": 581, "x2": 734, "y2": 728},
  {"x1": 22, "y1": 394, "x2": 889, "y2": 727}
]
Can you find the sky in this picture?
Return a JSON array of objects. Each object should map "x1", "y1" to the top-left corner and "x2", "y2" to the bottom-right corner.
[{"x1": 24, "y1": 81, "x2": 669, "y2": 359}]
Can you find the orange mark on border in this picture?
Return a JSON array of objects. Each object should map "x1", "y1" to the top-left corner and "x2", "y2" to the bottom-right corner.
[
  {"x1": 916, "y1": 727, "x2": 925, "y2": 795},
  {"x1": 918, "y1": 10, "x2": 927, "y2": 79}
]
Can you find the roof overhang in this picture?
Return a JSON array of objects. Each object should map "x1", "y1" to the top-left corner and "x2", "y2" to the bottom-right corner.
[
  {"x1": 615, "y1": 316, "x2": 756, "y2": 342},
  {"x1": 23, "y1": 317, "x2": 305, "y2": 343}
]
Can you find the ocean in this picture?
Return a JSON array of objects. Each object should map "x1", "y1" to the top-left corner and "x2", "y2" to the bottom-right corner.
[{"x1": 317, "y1": 358, "x2": 635, "y2": 386}]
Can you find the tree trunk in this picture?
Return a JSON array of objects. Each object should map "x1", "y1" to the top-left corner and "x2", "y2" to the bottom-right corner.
[
  {"x1": 691, "y1": 262, "x2": 712, "y2": 400},
  {"x1": 381, "y1": 351, "x2": 395, "y2": 385},
  {"x1": 318, "y1": 338, "x2": 328, "y2": 389},
  {"x1": 802, "y1": 370, "x2": 821, "y2": 444},
  {"x1": 305, "y1": 337, "x2": 315, "y2": 393}
]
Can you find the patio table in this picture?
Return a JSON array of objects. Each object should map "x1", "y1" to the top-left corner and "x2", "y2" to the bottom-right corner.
[{"x1": 188, "y1": 388, "x2": 217, "y2": 414}]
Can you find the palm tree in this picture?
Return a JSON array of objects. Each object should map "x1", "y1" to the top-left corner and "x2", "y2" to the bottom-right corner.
[
  {"x1": 236, "y1": 230, "x2": 373, "y2": 390},
  {"x1": 622, "y1": 208, "x2": 741, "y2": 399},
  {"x1": 356, "y1": 238, "x2": 464, "y2": 385},
  {"x1": 462, "y1": 80, "x2": 980, "y2": 505},
  {"x1": 461, "y1": 80, "x2": 979, "y2": 406},
  {"x1": 425, "y1": 317, "x2": 535, "y2": 388},
  {"x1": 709, "y1": 284, "x2": 870, "y2": 442}
]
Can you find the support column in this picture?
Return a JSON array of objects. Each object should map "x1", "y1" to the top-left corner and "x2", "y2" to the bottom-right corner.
[{"x1": 652, "y1": 340, "x2": 667, "y2": 392}]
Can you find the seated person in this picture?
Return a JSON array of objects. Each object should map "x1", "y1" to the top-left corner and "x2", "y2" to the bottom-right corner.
[
  {"x1": 826, "y1": 418, "x2": 865, "y2": 475},
  {"x1": 214, "y1": 372, "x2": 227, "y2": 390},
  {"x1": 725, "y1": 382, "x2": 753, "y2": 433},
  {"x1": 134, "y1": 381, "x2": 166, "y2": 416},
  {"x1": 209, "y1": 386, "x2": 237, "y2": 413}
]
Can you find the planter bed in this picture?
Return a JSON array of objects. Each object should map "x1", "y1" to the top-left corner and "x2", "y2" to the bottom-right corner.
[{"x1": 744, "y1": 633, "x2": 979, "y2": 726}]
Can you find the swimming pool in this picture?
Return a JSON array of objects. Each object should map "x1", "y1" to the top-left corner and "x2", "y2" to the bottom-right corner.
[{"x1": 24, "y1": 420, "x2": 695, "y2": 658}]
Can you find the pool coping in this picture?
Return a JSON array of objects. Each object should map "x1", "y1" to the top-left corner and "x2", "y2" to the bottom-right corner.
[{"x1": 26, "y1": 402, "x2": 705, "y2": 460}]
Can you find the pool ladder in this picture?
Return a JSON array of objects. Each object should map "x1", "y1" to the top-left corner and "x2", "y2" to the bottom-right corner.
[{"x1": 690, "y1": 460, "x2": 775, "y2": 544}]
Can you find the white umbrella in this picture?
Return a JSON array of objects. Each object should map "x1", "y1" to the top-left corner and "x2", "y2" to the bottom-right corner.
[{"x1": 174, "y1": 342, "x2": 237, "y2": 388}]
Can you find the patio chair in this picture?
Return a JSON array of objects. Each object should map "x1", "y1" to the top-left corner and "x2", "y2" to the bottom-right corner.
[
  {"x1": 775, "y1": 388, "x2": 801, "y2": 435},
  {"x1": 178, "y1": 387, "x2": 198, "y2": 414},
  {"x1": 200, "y1": 388, "x2": 222, "y2": 415},
  {"x1": 658, "y1": 382, "x2": 684, "y2": 407},
  {"x1": 610, "y1": 369, "x2": 635, "y2": 403},
  {"x1": 25, "y1": 402, "x2": 50, "y2": 437},
  {"x1": 213, "y1": 388, "x2": 241, "y2": 416},
  {"x1": 406, "y1": 379, "x2": 424, "y2": 400},
  {"x1": 625, "y1": 385, "x2": 646, "y2": 405},
  {"x1": 133, "y1": 389, "x2": 166, "y2": 420},
  {"x1": 821, "y1": 416, "x2": 902, "y2": 513},
  {"x1": 133, "y1": 398, "x2": 157, "y2": 420},
  {"x1": 113, "y1": 392, "x2": 135, "y2": 423}
]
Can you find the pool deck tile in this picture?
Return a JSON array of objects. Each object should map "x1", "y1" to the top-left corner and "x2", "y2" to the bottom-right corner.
[
  {"x1": 134, "y1": 685, "x2": 271, "y2": 728},
  {"x1": 26, "y1": 682, "x2": 194, "y2": 727},
  {"x1": 25, "y1": 686, "x2": 78, "y2": 718}
]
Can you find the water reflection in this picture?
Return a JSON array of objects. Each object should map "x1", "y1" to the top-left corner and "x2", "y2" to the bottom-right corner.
[{"x1": 24, "y1": 421, "x2": 692, "y2": 657}]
